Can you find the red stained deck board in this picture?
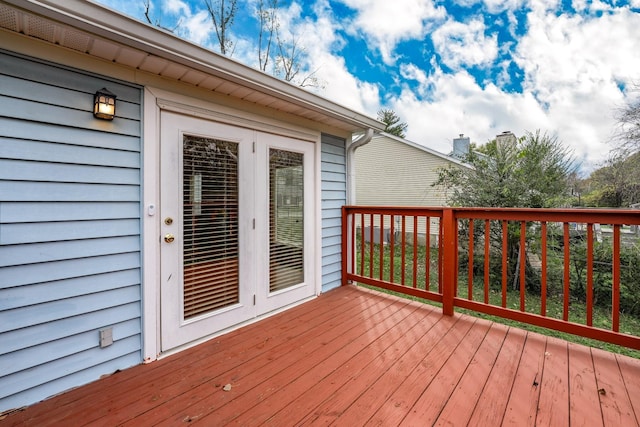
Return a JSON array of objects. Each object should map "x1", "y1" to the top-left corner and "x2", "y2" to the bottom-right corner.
[
  {"x1": 136, "y1": 289, "x2": 408, "y2": 426},
  {"x1": 467, "y1": 326, "x2": 527, "y2": 426},
  {"x1": 197, "y1": 299, "x2": 421, "y2": 425},
  {"x1": 617, "y1": 353, "x2": 640, "y2": 422},
  {"x1": 535, "y1": 336, "x2": 570, "y2": 426},
  {"x1": 297, "y1": 303, "x2": 440, "y2": 425},
  {"x1": 399, "y1": 318, "x2": 492, "y2": 426},
  {"x1": 11, "y1": 286, "x2": 362, "y2": 426},
  {"x1": 93, "y1": 288, "x2": 365, "y2": 425},
  {"x1": 226, "y1": 300, "x2": 426, "y2": 426},
  {"x1": 434, "y1": 322, "x2": 510, "y2": 426},
  {"x1": 592, "y1": 347, "x2": 639, "y2": 426},
  {"x1": 502, "y1": 331, "x2": 546, "y2": 427},
  {"x1": 364, "y1": 315, "x2": 472, "y2": 427},
  {"x1": 331, "y1": 316, "x2": 453, "y2": 425},
  {"x1": 568, "y1": 343, "x2": 603, "y2": 427},
  {"x1": 4, "y1": 285, "x2": 640, "y2": 427}
]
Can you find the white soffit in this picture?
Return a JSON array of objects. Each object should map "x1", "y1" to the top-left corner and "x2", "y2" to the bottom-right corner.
[{"x1": 0, "y1": 0, "x2": 384, "y2": 133}]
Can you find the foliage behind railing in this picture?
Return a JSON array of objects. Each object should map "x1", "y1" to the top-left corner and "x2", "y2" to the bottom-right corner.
[{"x1": 342, "y1": 206, "x2": 640, "y2": 350}]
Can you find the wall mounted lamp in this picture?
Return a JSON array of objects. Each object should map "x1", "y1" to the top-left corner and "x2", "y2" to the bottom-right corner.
[{"x1": 93, "y1": 88, "x2": 116, "y2": 120}]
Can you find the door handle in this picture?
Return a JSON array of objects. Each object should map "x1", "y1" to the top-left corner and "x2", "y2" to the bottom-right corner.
[{"x1": 164, "y1": 234, "x2": 175, "y2": 243}]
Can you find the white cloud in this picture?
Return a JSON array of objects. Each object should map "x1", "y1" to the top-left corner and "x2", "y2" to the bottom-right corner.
[
  {"x1": 378, "y1": 3, "x2": 640, "y2": 172},
  {"x1": 164, "y1": 0, "x2": 190, "y2": 16},
  {"x1": 97, "y1": 0, "x2": 640, "y2": 173},
  {"x1": 255, "y1": 0, "x2": 381, "y2": 114},
  {"x1": 391, "y1": 65, "x2": 549, "y2": 155},
  {"x1": 175, "y1": 10, "x2": 212, "y2": 46},
  {"x1": 453, "y1": 0, "x2": 526, "y2": 13},
  {"x1": 432, "y1": 18, "x2": 498, "y2": 69},
  {"x1": 454, "y1": 0, "x2": 482, "y2": 7},
  {"x1": 482, "y1": 0, "x2": 527, "y2": 14},
  {"x1": 94, "y1": 0, "x2": 145, "y2": 18},
  {"x1": 515, "y1": 8, "x2": 640, "y2": 169},
  {"x1": 571, "y1": 0, "x2": 589, "y2": 12},
  {"x1": 337, "y1": 0, "x2": 446, "y2": 64},
  {"x1": 528, "y1": 0, "x2": 561, "y2": 14}
]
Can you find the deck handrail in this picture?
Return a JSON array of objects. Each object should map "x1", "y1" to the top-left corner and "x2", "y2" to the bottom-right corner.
[{"x1": 342, "y1": 206, "x2": 640, "y2": 350}]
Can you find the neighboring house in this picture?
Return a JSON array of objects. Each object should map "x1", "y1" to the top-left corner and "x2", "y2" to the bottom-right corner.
[
  {"x1": 354, "y1": 132, "x2": 470, "y2": 243},
  {"x1": 0, "y1": 0, "x2": 384, "y2": 412}
]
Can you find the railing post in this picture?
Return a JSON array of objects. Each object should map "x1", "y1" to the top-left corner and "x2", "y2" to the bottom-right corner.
[
  {"x1": 442, "y1": 208, "x2": 456, "y2": 316},
  {"x1": 341, "y1": 206, "x2": 349, "y2": 286}
]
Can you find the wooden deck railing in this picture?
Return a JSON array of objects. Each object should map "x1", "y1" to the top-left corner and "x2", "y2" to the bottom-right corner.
[{"x1": 342, "y1": 206, "x2": 640, "y2": 350}]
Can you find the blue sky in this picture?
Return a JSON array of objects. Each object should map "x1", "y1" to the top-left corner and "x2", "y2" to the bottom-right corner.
[{"x1": 96, "y1": 0, "x2": 640, "y2": 173}]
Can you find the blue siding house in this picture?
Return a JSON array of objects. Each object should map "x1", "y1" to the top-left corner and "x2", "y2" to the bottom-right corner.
[{"x1": 0, "y1": 0, "x2": 383, "y2": 412}]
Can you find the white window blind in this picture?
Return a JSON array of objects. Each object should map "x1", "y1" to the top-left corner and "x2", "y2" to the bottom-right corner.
[
  {"x1": 269, "y1": 148, "x2": 304, "y2": 292},
  {"x1": 183, "y1": 136, "x2": 239, "y2": 319}
]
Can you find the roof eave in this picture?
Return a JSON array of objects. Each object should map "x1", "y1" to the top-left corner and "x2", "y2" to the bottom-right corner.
[{"x1": 4, "y1": 0, "x2": 384, "y2": 132}]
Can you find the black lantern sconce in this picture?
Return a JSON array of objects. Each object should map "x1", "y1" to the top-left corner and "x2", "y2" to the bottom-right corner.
[{"x1": 93, "y1": 88, "x2": 117, "y2": 120}]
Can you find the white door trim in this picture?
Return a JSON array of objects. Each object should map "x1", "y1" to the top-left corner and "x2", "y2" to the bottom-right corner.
[
  {"x1": 149, "y1": 87, "x2": 318, "y2": 142},
  {"x1": 254, "y1": 133, "x2": 316, "y2": 315},
  {"x1": 142, "y1": 87, "x2": 161, "y2": 363},
  {"x1": 141, "y1": 87, "x2": 323, "y2": 362},
  {"x1": 159, "y1": 112, "x2": 255, "y2": 351}
]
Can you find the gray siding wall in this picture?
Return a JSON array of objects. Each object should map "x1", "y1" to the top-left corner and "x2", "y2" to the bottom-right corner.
[
  {"x1": 320, "y1": 134, "x2": 346, "y2": 292},
  {"x1": 0, "y1": 51, "x2": 142, "y2": 411},
  {"x1": 355, "y1": 135, "x2": 456, "y2": 208}
]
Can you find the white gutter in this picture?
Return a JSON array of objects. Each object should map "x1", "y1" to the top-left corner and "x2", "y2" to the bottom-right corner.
[{"x1": 346, "y1": 128, "x2": 375, "y2": 205}]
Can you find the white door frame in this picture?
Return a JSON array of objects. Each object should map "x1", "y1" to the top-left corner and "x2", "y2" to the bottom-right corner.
[
  {"x1": 141, "y1": 87, "x2": 322, "y2": 361},
  {"x1": 254, "y1": 132, "x2": 316, "y2": 315},
  {"x1": 159, "y1": 111, "x2": 256, "y2": 351}
]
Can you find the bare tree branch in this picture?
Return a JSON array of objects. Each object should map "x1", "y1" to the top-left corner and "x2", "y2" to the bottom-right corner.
[
  {"x1": 142, "y1": 0, "x2": 181, "y2": 33},
  {"x1": 204, "y1": 0, "x2": 237, "y2": 56},
  {"x1": 613, "y1": 83, "x2": 640, "y2": 155},
  {"x1": 257, "y1": 0, "x2": 278, "y2": 72},
  {"x1": 298, "y1": 68, "x2": 324, "y2": 89},
  {"x1": 275, "y1": 30, "x2": 302, "y2": 82}
]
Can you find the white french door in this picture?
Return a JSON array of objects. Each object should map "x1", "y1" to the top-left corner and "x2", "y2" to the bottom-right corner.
[
  {"x1": 159, "y1": 112, "x2": 315, "y2": 351},
  {"x1": 255, "y1": 132, "x2": 316, "y2": 314}
]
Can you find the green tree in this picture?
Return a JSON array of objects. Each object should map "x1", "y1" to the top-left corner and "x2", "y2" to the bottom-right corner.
[
  {"x1": 377, "y1": 109, "x2": 408, "y2": 138},
  {"x1": 436, "y1": 130, "x2": 575, "y2": 208},
  {"x1": 586, "y1": 152, "x2": 640, "y2": 207},
  {"x1": 434, "y1": 130, "x2": 576, "y2": 290}
]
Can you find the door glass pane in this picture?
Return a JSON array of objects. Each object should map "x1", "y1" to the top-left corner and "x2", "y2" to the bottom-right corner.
[
  {"x1": 183, "y1": 136, "x2": 239, "y2": 319},
  {"x1": 269, "y1": 148, "x2": 304, "y2": 292}
]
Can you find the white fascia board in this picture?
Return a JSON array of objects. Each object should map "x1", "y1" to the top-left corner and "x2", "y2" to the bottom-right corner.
[{"x1": 6, "y1": 0, "x2": 384, "y2": 132}]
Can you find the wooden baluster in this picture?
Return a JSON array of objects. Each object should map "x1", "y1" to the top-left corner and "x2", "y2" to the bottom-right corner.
[
  {"x1": 612, "y1": 224, "x2": 620, "y2": 332},
  {"x1": 540, "y1": 222, "x2": 547, "y2": 316},
  {"x1": 413, "y1": 216, "x2": 418, "y2": 288},
  {"x1": 563, "y1": 222, "x2": 570, "y2": 322},
  {"x1": 468, "y1": 219, "x2": 474, "y2": 300},
  {"x1": 501, "y1": 220, "x2": 508, "y2": 308},
  {"x1": 519, "y1": 221, "x2": 526, "y2": 312},
  {"x1": 484, "y1": 219, "x2": 490, "y2": 304}
]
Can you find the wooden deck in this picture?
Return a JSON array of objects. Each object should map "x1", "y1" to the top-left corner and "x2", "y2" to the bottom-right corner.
[{"x1": 4, "y1": 285, "x2": 640, "y2": 426}]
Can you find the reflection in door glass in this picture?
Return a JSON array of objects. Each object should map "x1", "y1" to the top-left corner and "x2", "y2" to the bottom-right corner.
[
  {"x1": 183, "y1": 136, "x2": 239, "y2": 319},
  {"x1": 269, "y1": 148, "x2": 304, "y2": 292}
]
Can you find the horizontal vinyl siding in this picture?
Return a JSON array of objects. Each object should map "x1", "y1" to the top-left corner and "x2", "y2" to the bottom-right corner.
[
  {"x1": 355, "y1": 136, "x2": 458, "y2": 207},
  {"x1": 320, "y1": 134, "x2": 346, "y2": 292},
  {"x1": 0, "y1": 51, "x2": 142, "y2": 412}
]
